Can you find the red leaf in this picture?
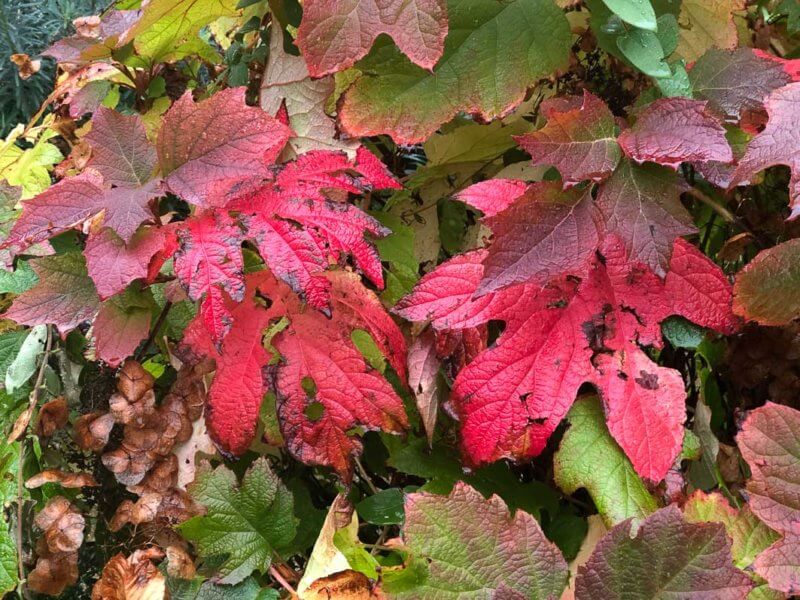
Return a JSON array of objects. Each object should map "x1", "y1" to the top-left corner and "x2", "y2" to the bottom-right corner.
[
  {"x1": 738, "y1": 402, "x2": 800, "y2": 535},
  {"x1": 396, "y1": 237, "x2": 735, "y2": 481},
  {"x1": 354, "y1": 146, "x2": 402, "y2": 190},
  {"x1": 576, "y1": 506, "x2": 753, "y2": 599},
  {"x1": 753, "y1": 535, "x2": 800, "y2": 595},
  {"x1": 85, "y1": 107, "x2": 157, "y2": 187},
  {"x1": 84, "y1": 227, "x2": 166, "y2": 300},
  {"x1": 174, "y1": 212, "x2": 244, "y2": 343},
  {"x1": 295, "y1": 0, "x2": 448, "y2": 77},
  {"x1": 5, "y1": 169, "x2": 158, "y2": 254},
  {"x1": 514, "y1": 91, "x2": 621, "y2": 186},
  {"x1": 183, "y1": 271, "x2": 407, "y2": 478},
  {"x1": 242, "y1": 214, "x2": 331, "y2": 310},
  {"x1": 93, "y1": 287, "x2": 152, "y2": 367},
  {"x1": 618, "y1": 98, "x2": 732, "y2": 169},
  {"x1": 272, "y1": 271, "x2": 407, "y2": 480},
  {"x1": 595, "y1": 160, "x2": 695, "y2": 277},
  {"x1": 475, "y1": 182, "x2": 600, "y2": 295},
  {"x1": 5, "y1": 253, "x2": 99, "y2": 336},
  {"x1": 186, "y1": 283, "x2": 274, "y2": 457},
  {"x1": 688, "y1": 48, "x2": 794, "y2": 122},
  {"x1": 731, "y1": 82, "x2": 800, "y2": 218},
  {"x1": 157, "y1": 88, "x2": 292, "y2": 207},
  {"x1": 231, "y1": 150, "x2": 394, "y2": 300},
  {"x1": 456, "y1": 179, "x2": 528, "y2": 217}
]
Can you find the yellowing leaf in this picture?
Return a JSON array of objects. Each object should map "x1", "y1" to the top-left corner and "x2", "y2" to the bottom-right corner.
[
  {"x1": 676, "y1": 0, "x2": 744, "y2": 62},
  {"x1": 120, "y1": 0, "x2": 240, "y2": 62}
]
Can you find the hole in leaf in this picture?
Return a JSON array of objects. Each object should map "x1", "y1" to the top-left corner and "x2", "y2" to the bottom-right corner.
[
  {"x1": 301, "y1": 376, "x2": 317, "y2": 397},
  {"x1": 304, "y1": 400, "x2": 324, "y2": 422}
]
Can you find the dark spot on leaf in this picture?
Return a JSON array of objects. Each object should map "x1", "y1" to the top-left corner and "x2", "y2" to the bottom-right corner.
[{"x1": 635, "y1": 370, "x2": 659, "y2": 390}]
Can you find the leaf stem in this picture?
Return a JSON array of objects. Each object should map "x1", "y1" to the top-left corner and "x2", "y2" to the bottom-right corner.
[
  {"x1": 135, "y1": 301, "x2": 172, "y2": 361},
  {"x1": 269, "y1": 564, "x2": 296, "y2": 595},
  {"x1": 16, "y1": 325, "x2": 53, "y2": 595}
]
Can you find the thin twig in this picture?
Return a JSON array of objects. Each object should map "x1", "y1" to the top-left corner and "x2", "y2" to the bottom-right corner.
[
  {"x1": 684, "y1": 187, "x2": 767, "y2": 249},
  {"x1": 16, "y1": 326, "x2": 53, "y2": 594},
  {"x1": 353, "y1": 456, "x2": 379, "y2": 495},
  {"x1": 269, "y1": 565, "x2": 297, "y2": 595},
  {"x1": 135, "y1": 301, "x2": 172, "y2": 361}
]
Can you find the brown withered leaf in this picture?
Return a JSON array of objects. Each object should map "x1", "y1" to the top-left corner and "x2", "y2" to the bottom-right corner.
[
  {"x1": 165, "y1": 545, "x2": 196, "y2": 580},
  {"x1": 35, "y1": 397, "x2": 69, "y2": 437},
  {"x1": 35, "y1": 497, "x2": 85, "y2": 554},
  {"x1": 8, "y1": 399, "x2": 36, "y2": 443},
  {"x1": 10, "y1": 53, "x2": 41, "y2": 79},
  {"x1": 109, "y1": 389, "x2": 156, "y2": 426},
  {"x1": 27, "y1": 546, "x2": 79, "y2": 596},
  {"x1": 92, "y1": 548, "x2": 166, "y2": 600},
  {"x1": 304, "y1": 570, "x2": 379, "y2": 599},
  {"x1": 28, "y1": 497, "x2": 84, "y2": 596},
  {"x1": 117, "y1": 360, "x2": 155, "y2": 403},
  {"x1": 74, "y1": 411, "x2": 115, "y2": 451},
  {"x1": 26, "y1": 469, "x2": 99, "y2": 489}
]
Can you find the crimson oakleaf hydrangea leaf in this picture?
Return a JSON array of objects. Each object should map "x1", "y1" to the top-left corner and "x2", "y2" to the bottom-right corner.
[
  {"x1": 93, "y1": 286, "x2": 153, "y2": 367},
  {"x1": 85, "y1": 107, "x2": 157, "y2": 187},
  {"x1": 4, "y1": 108, "x2": 163, "y2": 254},
  {"x1": 296, "y1": 0, "x2": 448, "y2": 77},
  {"x1": 5, "y1": 253, "x2": 99, "y2": 336},
  {"x1": 575, "y1": 506, "x2": 753, "y2": 599},
  {"x1": 183, "y1": 270, "x2": 407, "y2": 480},
  {"x1": 84, "y1": 227, "x2": 169, "y2": 300},
  {"x1": 230, "y1": 150, "x2": 397, "y2": 309},
  {"x1": 514, "y1": 91, "x2": 621, "y2": 187},
  {"x1": 688, "y1": 48, "x2": 795, "y2": 122},
  {"x1": 737, "y1": 402, "x2": 800, "y2": 535},
  {"x1": 473, "y1": 182, "x2": 599, "y2": 295},
  {"x1": 174, "y1": 211, "x2": 245, "y2": 342},
  {"x1": 384, "y1": 482, "x2": 568, "y2": 597},
  {"x1": 5, "y1": 169, "x2": 158, "y2": 256},
  {"x1": 157, "y1": 88, "x2": 292, "y2": 207},
  {"x1": 395, "y1": 236, "x2": 736, "y2": 481},
  {"x1": 617, "y1": 98, "x2": 733, "y2": 169},
  {"x1": 595, "y1": 159, "x2": 695, "y2": 276},
  {"x1": 754, "y1": 535, "x2": 800, "y2": 595},
  {"x1": 731, "y1": 82, "x2": 800, "y2": 217}
]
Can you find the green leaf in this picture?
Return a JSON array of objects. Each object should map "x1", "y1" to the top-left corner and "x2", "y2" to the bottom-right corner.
[
  {"x1": 166, "y1": 574, "x2": 273, "y2": 600},
  {"x1": 333, "y1": 528, "x2": 380, "y2": 579},
  {"x1": 655, "y1": 13, "x2": 679, "y2": 55},
  {"x1": 733, "y1": 238, "x2": 800, "y2": 326},
  {"x1": 554, "y1": 397, "x2": 659, "y2": 527},
  {"x1": 372, "y1": 212, "x2": 419, "y2": 305},
  {"x1": 683, "y1": 492, "x2": 779, "y2": 570},
  {"x1": 178, "y1": 458, "x2": 297, "y2": 585},
  {"x1": 0, "y1": 330, "x2": 29, "y2": 384},
  {"x1": 120, "y1": 0, "x2": 239, "y2": 63},
  {"x1": 616, "y1": 27, "x2": 671, "y2": 77},
  {"x1": 780, "y1": 0, "x2": 800, "y2": 33},
  {"x1": 5, "y1": 324, "x2": 46, "y2": 394},
  {"x1": 384, "y1": 435, "x2": 560, "y2": 519},
  {"x1": 662, "y1": 316, "x2": 707, "y2": 349},
  {"x1": 338, "y1": 0, "x2": 570, "y2": 143},
  {"x1": 384, "y1": 482, "x2": 568, "y2": 597},
  {"x1": 0, "y1": 261, "x2": 38, "y2": 295},
  {"x1": 357, "y1": 488, "x2": 407, "y2": 525},
  {"x1": 0, "y1": 129, "x2": 63, "y2": 198},
  {"x1": 656, "y1": 62, "x2": 693, "y2": 98},
  {"x1": 0, "y1": 526, "x2": 16, "y2": 596},
  {"x1": 601, "y1": 0, "x2": 657, "y2": 31}
]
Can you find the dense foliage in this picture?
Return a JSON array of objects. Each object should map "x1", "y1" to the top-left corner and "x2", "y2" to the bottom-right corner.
[{"x1": 0, "y1": 0, "x2": 799, "y2": 597}]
